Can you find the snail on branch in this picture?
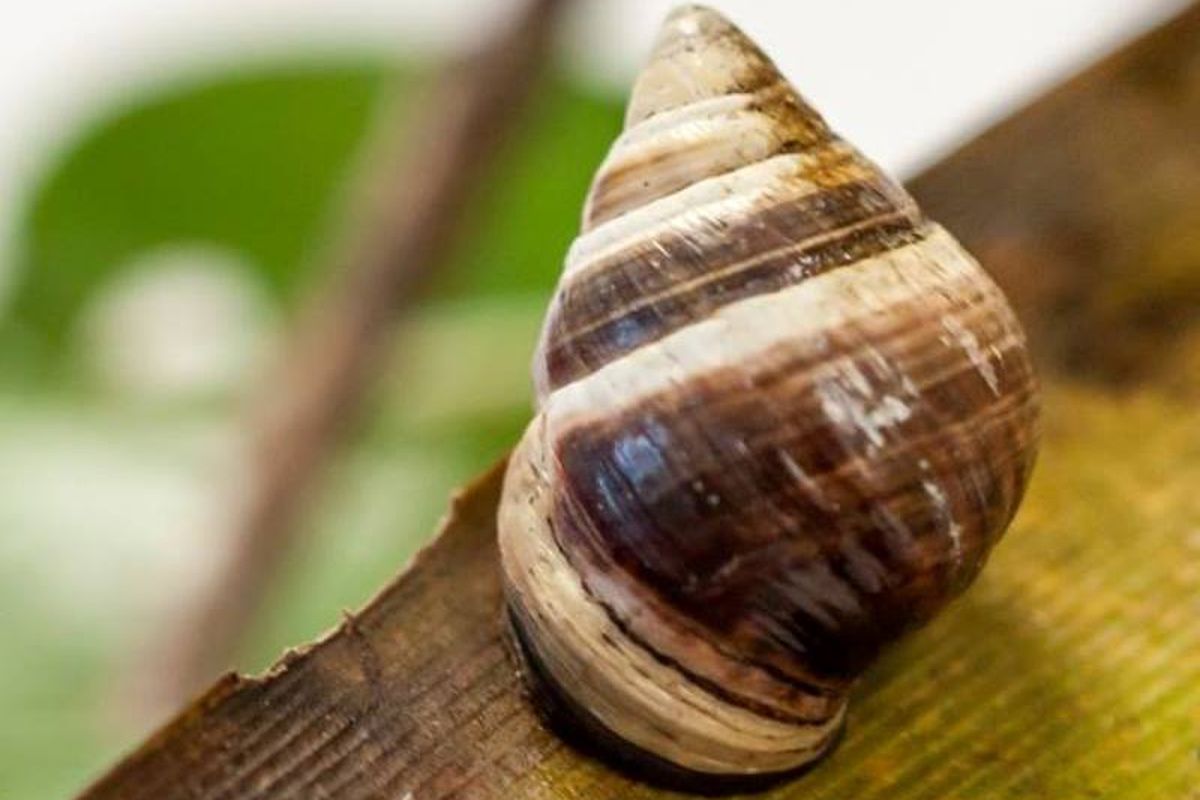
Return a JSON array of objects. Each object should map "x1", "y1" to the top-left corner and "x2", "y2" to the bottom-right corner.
[{"x1": 499, "y1": 4, "x2": 1040, "y2": 785}]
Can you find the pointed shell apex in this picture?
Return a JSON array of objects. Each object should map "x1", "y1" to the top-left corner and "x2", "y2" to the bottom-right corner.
[{"x1": 626, "y1": 5, "x2": 782, "y2": 127}]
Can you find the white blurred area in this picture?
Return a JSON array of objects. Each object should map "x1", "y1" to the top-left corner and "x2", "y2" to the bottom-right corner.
[{"x1": 81, "y1": 245, "x2": 276, "y2": 400}]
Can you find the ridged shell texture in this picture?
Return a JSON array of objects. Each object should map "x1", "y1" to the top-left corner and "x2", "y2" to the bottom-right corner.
[{"x1": 500, "y1": 4, "x2": 1040, "y2": 781}]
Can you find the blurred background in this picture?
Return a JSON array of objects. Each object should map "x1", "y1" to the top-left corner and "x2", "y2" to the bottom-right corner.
[{"x1": 0, "y1": 1, "x2": 1191, "y2": 796}]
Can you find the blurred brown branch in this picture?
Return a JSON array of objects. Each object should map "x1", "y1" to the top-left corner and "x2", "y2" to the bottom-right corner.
[{"x1": 140, "y1": 0, "x2": 572, "y2": 714}]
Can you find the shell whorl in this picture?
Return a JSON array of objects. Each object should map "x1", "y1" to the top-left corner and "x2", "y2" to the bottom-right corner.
[
  {"x1": 501, "y1": 4, "x2": 1039, "y2": 782},
  {"x1": 533, "y1": 6, "x2": 923, "y2": 403}
]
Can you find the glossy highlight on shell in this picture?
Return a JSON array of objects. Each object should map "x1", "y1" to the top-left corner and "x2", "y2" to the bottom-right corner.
[{"x1": 499, "y1": 4, "x2": 1040, "y2": 783}]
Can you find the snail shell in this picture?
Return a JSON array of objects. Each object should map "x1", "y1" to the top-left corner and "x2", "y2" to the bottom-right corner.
[{"x1": 499, "y1": 4, "x2": 1040, "y2": 782}]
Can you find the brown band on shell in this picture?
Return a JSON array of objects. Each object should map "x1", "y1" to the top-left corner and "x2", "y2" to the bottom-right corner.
[
  {"x1": 542, "y1": 178, "x2": 926, "y2": 393},
  {"x1": 534, "y1": 464, "x2": 847, "y2": 727},
  {"x1": 499, "y1": 421, "x2": 849, "y2": 777},
  {"x1": 585, "y1": 82, "x2": 833, "y2": 228},
  {"x1": 585, "y1": 4, "x2": 840, "y2": 228},
  {"x1": 541, "y1": 240, "x2": 1037, "y2": 691}
]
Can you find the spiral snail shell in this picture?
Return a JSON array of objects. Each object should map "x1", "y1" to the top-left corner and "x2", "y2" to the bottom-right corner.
[{"x1": 499, "y1": 4, "x2": 1040, "y2": 783}]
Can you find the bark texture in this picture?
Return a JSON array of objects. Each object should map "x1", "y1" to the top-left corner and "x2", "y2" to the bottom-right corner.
[{"x1": 911, "y1": 3, "x2": 1200, "y2": 383}]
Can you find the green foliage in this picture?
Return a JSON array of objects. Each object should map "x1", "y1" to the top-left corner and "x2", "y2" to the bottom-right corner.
[
  {"x1": 9, "y1": 64, "x2": 388, "y2": 360},
  {"x1": 3, "y1": 59, "x2": 622, "y2": 381},
  {"x1": 0, "y1": 56, "x2": 622, "y2": 799}
]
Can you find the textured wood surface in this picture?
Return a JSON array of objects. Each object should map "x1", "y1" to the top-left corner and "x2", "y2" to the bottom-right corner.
[
  {"x1": 910, "y1": 3, "x2": 1200, "y2": 384},
  {"x1": 79, "y1": 6, "x2": 1200, "y2": 799},
  {"x1": 78, "y1": 382, "x2": 1200, "y2": 799}
]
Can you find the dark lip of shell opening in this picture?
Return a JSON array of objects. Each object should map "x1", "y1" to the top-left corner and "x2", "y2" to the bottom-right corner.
[{"x1": 502, "y1": 600, "x2": 845, "y2": 795}]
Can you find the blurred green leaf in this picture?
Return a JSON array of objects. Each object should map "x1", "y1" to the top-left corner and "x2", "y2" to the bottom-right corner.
[
  {"x1": 10, "y1": 63, "x2": 391, "y2": 357},
  {"x1": 0, "y1": 57, "x2": 622, "y2": 799},
  {"x1": 4, "y1": 59, "x2": 621, "y2": 383}
]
